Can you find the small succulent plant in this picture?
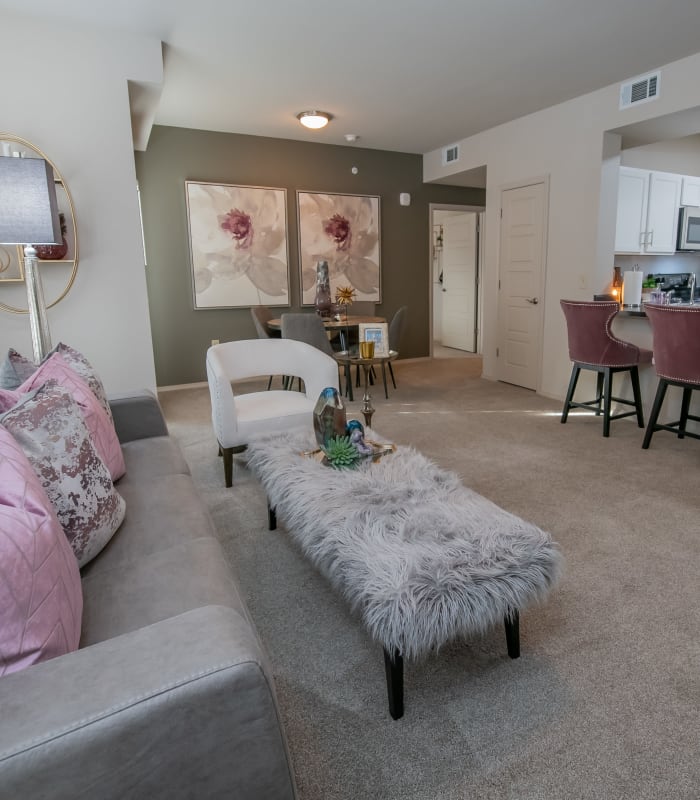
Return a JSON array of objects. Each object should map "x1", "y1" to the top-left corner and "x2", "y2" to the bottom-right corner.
[{"x1": 322, "y1": 435, "x2": 360, "y2": 470}]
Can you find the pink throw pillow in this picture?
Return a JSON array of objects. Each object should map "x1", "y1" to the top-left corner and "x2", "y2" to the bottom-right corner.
[
  {"x1": 5, "y1": 343, "x2": 114, "y2": 424},
  {"x1": 0, "y1": 353, "x2": 125, "y2": 481},
  {"x1": 0, "y1": 426, "x2": 83, "y2": 676},
  {"x1": 0, "y1": 381, "x2": 126, "y2": 567}
]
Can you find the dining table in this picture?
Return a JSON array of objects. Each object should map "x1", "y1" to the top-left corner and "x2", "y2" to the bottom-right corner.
[{"x1": 267, "y1": 314, "x2": 386, "y2": 352}]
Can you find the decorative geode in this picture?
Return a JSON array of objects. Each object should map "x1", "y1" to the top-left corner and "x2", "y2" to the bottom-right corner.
[{"x1": 313, "y1": 387, "x2": 347, "y2": 449}]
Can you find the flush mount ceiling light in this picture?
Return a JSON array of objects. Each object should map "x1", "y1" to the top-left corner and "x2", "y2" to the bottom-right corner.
[{"x1": 297, "y1": 110, "x2": 332, "y2": 130}]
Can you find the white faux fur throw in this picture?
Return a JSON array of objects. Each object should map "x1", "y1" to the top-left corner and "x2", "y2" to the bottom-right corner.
[{"x1": 246, "y1": 430, "x2": 563, "y2": 661}]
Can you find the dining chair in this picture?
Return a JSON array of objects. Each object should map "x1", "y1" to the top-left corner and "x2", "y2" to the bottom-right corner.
[
  {"x1": 281, "y1": 313, "x2": 352, "y2": 398},
  {"x1": 206, "y1": 338, "x2": 339, "y2": 486},
  {"x1": 642, "y1": 304, "x2": 700, "y2": 449},
  {"x1": 385, "y1": 305, "x2": 408, "y2": 391},
  {"x1": 250, "y1": 305, "x2": 278, "y2": 389},
  {"x1": 560, "y1": 300, "x2": 652, "y2": 437}
]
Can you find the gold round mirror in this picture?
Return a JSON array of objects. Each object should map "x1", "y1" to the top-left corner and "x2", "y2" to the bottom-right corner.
[{"x1": 0, "y1": 133, "x2": 79, "y2": 314}]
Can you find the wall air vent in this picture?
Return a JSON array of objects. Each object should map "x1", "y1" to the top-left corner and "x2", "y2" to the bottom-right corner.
[
  {"x1": 442, "y1": 144, "x2": 460, "y2": 166},
  {"x1": 619, "y1": 71, "x2": 660, "y2": 110}
]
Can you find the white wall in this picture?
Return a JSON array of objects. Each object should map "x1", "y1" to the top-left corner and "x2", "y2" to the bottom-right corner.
[
  {"x1": 424, "y1": 50, "x2": 700, "y2": 401},
  {"x1": 621, "y1": 134, "x2": 700, "y2": 175},
  {"x1": 0, "y1": 12, "x2": 161, "y2": 394}
]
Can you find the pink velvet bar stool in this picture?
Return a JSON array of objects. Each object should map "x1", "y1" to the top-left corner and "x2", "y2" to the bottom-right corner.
[
  {"x1": 642, "y1": 303, "x2": 700, "y2": 449},
  {"x1": 560, "y1": 300, "x2": 653, "y2": 437}
]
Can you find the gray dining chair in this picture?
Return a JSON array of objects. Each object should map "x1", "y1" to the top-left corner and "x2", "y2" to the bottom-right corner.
[
  {"x1": 385, "y1": 305, "x2": 408, "y2": 390},
  {"x1": 281, "y1": 313, "x2": 352, "y2": 398},
  {"x1": 250, "y1": 305, "x2": 278, "y2": 389}
]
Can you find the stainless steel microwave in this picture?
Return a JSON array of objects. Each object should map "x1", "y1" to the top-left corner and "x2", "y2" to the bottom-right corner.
[{"x1": 677, "y1": 206, "x2": 700, "y2": 251}]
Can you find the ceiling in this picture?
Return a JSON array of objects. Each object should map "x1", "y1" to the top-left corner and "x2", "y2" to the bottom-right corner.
[{"x1": 6, "y1": 0, "x2": 700, "y2": 154}]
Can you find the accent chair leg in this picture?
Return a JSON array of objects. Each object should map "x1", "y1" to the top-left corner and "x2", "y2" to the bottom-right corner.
[
  {"x1": 267, "y1": 375, "x2": 273, "y2": 391},
  {"x1": 381, "y1": 362, "x2": 389, "y2": 399},
  {"x1": 504, "y1": 610, "x2": 520, "y2": 659},
  {"x1": 602, "y1": 367, "x2": 613, "y2": 437},
  {"x1": 630, "y1": 366, "x2": 644, "y2": 427},
  {"x1": 383, "y1": 648, "x2": 404, "y2": 720},
  {"x1": 222, "y1": 446, "x2": 234, "y2": 488},
  {"x1": 561, "y1": 365, "x2": 580, "y2": 423},
  {"x1": 642, "y1": 380, "x2": 668, "y2": 449},
  {"x1": 679, "y1": 387, "x2": 692, "y2": 438},
  {"x1": 268, "y1": 503, "x2": 277, "y2": 531}
]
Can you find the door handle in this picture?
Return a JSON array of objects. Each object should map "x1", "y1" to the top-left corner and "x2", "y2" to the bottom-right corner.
[{"x1": 525, "y1": 297, "x2": 539, "y2": 304}]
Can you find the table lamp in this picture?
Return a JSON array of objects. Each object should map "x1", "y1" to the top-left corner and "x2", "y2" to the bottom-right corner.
[{"x1": 0, "y1": 155, "x2": 61, "y2": 363}]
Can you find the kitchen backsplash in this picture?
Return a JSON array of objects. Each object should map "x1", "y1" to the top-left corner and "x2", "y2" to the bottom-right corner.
[{"x1": 615, "y1": 252, "x2": 700, "y2": 279}]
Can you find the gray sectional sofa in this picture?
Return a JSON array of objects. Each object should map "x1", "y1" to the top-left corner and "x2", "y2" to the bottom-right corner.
[{"x1": 0, "y1": 393, "x2": 297, "y2": 800}]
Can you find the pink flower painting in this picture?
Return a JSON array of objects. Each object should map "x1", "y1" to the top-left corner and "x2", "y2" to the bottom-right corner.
[
  {"x1": 186, "y1": 182, "x2": 289, "y2": 308},
  {"x1": 298, "y1": 192, "x2": 380, "y2": 305}
]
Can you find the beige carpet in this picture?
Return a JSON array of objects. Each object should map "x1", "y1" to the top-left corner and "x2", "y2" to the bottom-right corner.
[{"x1": 158, "y1": 359, "x2": 699, "y2": 800}]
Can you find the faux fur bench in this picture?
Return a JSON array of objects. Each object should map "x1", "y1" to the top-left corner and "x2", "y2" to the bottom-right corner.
[{"x1": 247, "y1": 431, "x2": 562, "y2": 719}]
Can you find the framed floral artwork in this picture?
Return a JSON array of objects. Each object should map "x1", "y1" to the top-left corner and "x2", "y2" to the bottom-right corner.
[
  {"x1": 297, "y1": 191, "x2": 381, "y2": 305},
  {"x1": 185, "y1": 181, "x2": 290, "y2": 309}
]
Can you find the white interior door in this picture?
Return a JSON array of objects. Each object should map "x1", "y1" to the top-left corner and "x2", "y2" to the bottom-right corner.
[
  {"x1": 441, "y1": 212, "x2": 478, "y2": 351},
  {"x1": 497, "y1": 181, "x2": 547, "y2": 390}
]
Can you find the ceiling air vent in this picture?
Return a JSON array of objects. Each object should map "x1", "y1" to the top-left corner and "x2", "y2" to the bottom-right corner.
[
  {"x1": 442, "y1": 144, "x2": 460, "y2": 166},
  {"x1": 619, "y1": 71, "x2": 660, "y2": 110}
]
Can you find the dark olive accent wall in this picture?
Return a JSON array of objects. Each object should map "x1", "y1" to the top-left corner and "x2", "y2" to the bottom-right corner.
[{"x1": 135, "y1": 125, "x2": 484, "y2": 386}]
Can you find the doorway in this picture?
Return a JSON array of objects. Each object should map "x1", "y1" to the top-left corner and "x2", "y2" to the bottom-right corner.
[
  {"x1": 430, "y1": 204, "x2": 484, "y2": 358},
  {"x1": 496, "y1": 179, "x2": 549, "y2": 390}
]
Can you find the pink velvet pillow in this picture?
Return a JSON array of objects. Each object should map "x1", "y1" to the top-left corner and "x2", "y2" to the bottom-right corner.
[
  {"x1": 0, "y1": 426, "x2": 83, "y2": 676},
  {"x1": 0, "y1": 381, "x2": 126, "y2": 567},
  {"x1": 0, "y1": 353, "x2": 125, "y2": 481}
]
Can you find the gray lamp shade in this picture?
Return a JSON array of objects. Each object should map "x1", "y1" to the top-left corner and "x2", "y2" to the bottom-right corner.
[{"x1": 0, "y1": 156, "x2": 61, "y2": 245}]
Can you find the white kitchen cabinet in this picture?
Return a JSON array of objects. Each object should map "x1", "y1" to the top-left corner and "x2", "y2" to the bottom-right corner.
[
  {"x1": 614, "y1": 167, "x2": 682, "y2": 254},
  {"x1": 680, "y1": 175, "x2": 700, "y2": 207}
]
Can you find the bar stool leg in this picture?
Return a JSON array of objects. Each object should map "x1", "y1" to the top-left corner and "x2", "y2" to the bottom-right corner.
[
  {"x1": 602, "y1": 367, "x2": 613, "y2": 438},
  {"x1": 678, "y1": 387, "x2": 692, "y2": 438},
  {"x1": 561, "y1": 365, "x2": 580, "y2": 423},
  {"x1": 642, "y1": 380, "x2": 669, "y2": 449},
  {"x1": 630, "y1": 366, "x2": 645, "y2": 428},
  {"x1": 594, "y1": 371, "x2": 604, "y2": 415}
]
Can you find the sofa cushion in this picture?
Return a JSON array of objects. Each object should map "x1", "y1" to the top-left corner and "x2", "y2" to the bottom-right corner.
[
  {"x1": 80, "y1": 538, "x2": 251, "y2": 646},
  {"x1": 5, "y1": 343, "x2": 114, "y2": 424},
  {"x1": 82, "y1": 474, "x2": 215, "y2": 577},
  {"x1": 0, "y1": 381, "x2": 125, "y2": 568},
  {"x1": 0, "y1": 353, "x2": 125, "y2": 481},
  {"x1": 0, "y1": 426, "x2": 82, "y2": 676},
  {"x1": 118, "y1": 436, "x2": 190, "y2": 483}
]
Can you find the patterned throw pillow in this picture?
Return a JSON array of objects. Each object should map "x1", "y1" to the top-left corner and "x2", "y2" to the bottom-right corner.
[
  {"x1": 0, "y1": 381, "x2": 126, "y2": 567},
  {"x1": 0, "y1": 348, "x2": 36, "y2": 390},
  {"x1": 2, "y1": 343, "x2": 113, "y2": 424},
  {"x1": 0, "y1": 353, "x2": 125, "y2": 481},
  {"x1": 0, "y1": 426, "x2": 83, "y2": 676}
]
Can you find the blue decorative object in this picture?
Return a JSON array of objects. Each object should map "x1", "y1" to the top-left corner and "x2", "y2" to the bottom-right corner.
[
  {"x1": 346, "y1": 418, "x2": 373, "y2": 457},
  {"x1": 313, "y1": 387, "x2": 347, "y2": 448}
]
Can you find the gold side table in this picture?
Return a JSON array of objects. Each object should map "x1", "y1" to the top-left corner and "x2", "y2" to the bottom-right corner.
[{"x1": 334, "y1": 350, "x2": 398, "y2": 427}]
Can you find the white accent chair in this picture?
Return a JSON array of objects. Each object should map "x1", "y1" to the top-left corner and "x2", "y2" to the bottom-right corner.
[{"x1": 206, "y1": 338, "x2": 339, "y2": 487}]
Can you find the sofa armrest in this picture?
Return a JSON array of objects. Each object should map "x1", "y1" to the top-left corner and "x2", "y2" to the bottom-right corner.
[
  {"x1": 0, "y1": 606, "x2": 297, "y2": 800},
  {"x1": 108, "y1": 391, "x2": 169, "y2": 443}
]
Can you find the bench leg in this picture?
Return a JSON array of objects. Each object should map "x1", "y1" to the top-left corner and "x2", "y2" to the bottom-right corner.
[
  {"x1": 383, "y1": 648, "x2": 404, "y2": 720},
  {"x1": 268, "y1": 503, "x2": 277, "y2": 531},
  {"x1": 504, "y1": 610, "x2": 520, "y2": 659}
]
